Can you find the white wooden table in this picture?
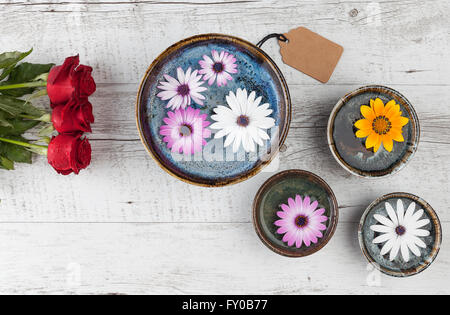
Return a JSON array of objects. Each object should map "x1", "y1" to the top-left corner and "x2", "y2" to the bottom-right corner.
[{"x1": 1, "y1": 0, "x2": 449, "y2": 295}]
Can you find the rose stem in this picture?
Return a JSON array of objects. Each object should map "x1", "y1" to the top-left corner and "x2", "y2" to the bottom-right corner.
[
  {"x1": 0, "y1": 137, "x2": 48, "y2": 155},
  {"x1": 0, "y1": 81, "x2": 47, "y2": 91}
]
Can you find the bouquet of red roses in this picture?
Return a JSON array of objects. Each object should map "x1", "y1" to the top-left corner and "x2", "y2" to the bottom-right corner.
[{"x1": 0, "y1": 50, "x2": 96, "y2": 175}]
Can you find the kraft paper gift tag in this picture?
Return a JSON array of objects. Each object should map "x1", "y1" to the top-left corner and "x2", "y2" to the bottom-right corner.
[{"x1": 278, "y1": 27, "x2": 344, "y2": 83}]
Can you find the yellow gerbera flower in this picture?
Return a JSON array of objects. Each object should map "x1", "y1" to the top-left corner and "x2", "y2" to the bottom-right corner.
[{"x1": 354, "y1": 98, "x2": 409, "y2": 153}]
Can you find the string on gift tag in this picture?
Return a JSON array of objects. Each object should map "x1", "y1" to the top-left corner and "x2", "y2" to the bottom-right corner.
[
  {"x1": 257, "y1": 33, "x2": 289, "y2": 48},
  {"x1": 256, "y1": 27, "x2": 344, "y2": 84}
]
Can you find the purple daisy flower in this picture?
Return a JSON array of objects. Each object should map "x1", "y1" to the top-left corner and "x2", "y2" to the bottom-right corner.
[
  {"x1": 199, "y1": 50, "x2": 238, "y2": 87},
  {"x1": 157, "y1": 67, "x2": 207, "y2": 110},
  {"x1": 275, "y1": 195, "x2": 328, "y2": 248},
  {"x1": 160, "y1": 107, "x2": 211, "y2": 155}
]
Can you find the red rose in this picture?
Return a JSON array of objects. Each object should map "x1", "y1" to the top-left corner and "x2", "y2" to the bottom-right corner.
[
  {"x1": 47, "y1": 134, "x2": 92, "y2": 175},
  {"x1": 47, "y1": 55, "x2": 96, "y2": 107},
  {"x1": 52, "y1": 98, "x2": 95, "y2": 133}
]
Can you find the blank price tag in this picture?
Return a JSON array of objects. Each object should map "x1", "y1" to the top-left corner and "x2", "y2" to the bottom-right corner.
[{"x1": 279, "y1": 27, "x2": 344, "y2": 83}]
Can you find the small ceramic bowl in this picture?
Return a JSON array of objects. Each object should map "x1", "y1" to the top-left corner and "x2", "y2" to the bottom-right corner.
[
  {"x1": 359, "y1": 193, "x2": 442, "y2": 277},
  {"x1": 328, "y1": 86, "x2": 420, "y2": 178},
  {"x1": 253, "y1": 170, "x2": 339, "y2": 257}
]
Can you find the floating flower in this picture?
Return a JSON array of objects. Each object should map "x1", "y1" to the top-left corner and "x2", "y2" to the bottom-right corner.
[
  {"x1": 275, "y1": 195, "x2": 328, "y2": 248},
  {"x1": 199, "y1": 50, "x2": 238, "y2": 87},
  {"x1": 160, "y1": 107, "x2": 211, "y2": 155},
  {"x1": 157, "y1": 67, "x2": 207, "y2": 110},
  {"x1": 210, "y1": 88, "x2": 275, "y2": 153},
  {"x1": 354, "y1": 98, "x2": 409, "y2": 153},
  {"x1": 371, "y1": 199, "x2": 430, "y2": 262}
]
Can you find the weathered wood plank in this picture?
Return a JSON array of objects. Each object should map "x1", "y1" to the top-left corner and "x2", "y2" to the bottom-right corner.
[
  {"x1": 0, "y1": 0, "x2": 449, "y2": 295},
  {"x1": 0, "y1": 222, "x2": 448, "y2": 295},
  {"x1": 1, "y1": 83, "x2": 448, "y2": 223},
  {"x1": 0, "y1": 0, "x2": 449, "y2": 86}
]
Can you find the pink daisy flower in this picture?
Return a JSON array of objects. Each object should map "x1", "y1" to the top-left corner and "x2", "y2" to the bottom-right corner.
[
  {"x1": 275, "y1": 195, "x2": 328, "y2": 248},
  {"x1": 157, "y1": 67, "x2": 207, "y2": 110},
  {"x1": 199, "y1": 50, "x2": 238, "y2": 87},
  {"x1": 160, "y1": 107, "x2": 211, "y2": 155}
]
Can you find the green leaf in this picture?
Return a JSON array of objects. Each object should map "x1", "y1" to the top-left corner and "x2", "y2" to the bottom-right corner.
[
  {"x1": 0, "y1": 156, "x2": 14, "y2": 170},
  {"x1": 0, "y1": 116, "x2": 40, "y2": 136},
  {"x1": 0, "y1": 111, "x2": 13, "y2": 128},
  {"x1": 0, "y1": 49, "x2": 32, "y2": 69},
  {"x1": 0, "y1": 136, "x2": 33, "y2": 164},
  {"x1": 0, "y1": 62, "x2": 53, "y2": 97},
  {"x1": 0, "y1": 49, "x2": 33, "y2": 80},
  {"x1": 38, "y1": 123, "x2": 54, "y2": 137},
  {"x1": 39, "y1": 136, "x2": 51, "y2": 145},
  {"x1": 26, "y1": 88, "x2": 48, "y2": 103},
  {"x1": 0, "y1": 64, "x2": 16, "y2": 82},
  {"x1": 0, "y1": 95, "x2": 44, "y2": 117}
]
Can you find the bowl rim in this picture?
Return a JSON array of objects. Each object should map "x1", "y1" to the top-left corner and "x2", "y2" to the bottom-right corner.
[
  {"x1": 327, "y1": 85, "x2": 421, "y2": 178},
  {"x1": 358, "y1": 192, "x2": 442, "y2": 278},
  {"x1": 252, "y1": 169, "x2": 339, "y2": 258},
  {"x1": 136, "y1": 33, "x2": 292, "y2": 187}
]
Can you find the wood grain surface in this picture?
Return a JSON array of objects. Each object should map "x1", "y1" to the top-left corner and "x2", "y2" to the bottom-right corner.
[{"x1": 0, "y1": 0, "x2": 449, "y2": 295}]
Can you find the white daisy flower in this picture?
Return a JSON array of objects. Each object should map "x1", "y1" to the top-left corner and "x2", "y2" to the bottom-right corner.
[
  {"x1": 157, "y1": 67, "x2": 207, "y2": 110},
  {"x1": 210, "y1": 88, "x2": 275, "y2": 153},
  {"x1": 370, "y1": 199, "x2": 431, "y2": 262}
]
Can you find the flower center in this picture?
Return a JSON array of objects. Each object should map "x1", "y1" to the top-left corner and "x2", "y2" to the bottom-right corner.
[
  {"x1": 177, "y1": 84, "x2": 190, "y2": 97},
  {"x1": 396, "y1": 225, "x2": 406, "y2": 236},
  {"x1": 295, "y1": 215, "x2": 309, "y2": 228},
  {"x1": 213, "y1": 62, "x2": 224, "y2": 73},
  {"x1": 179, "y1": 124, "x2": 192, "y2": 137},
  {"x1": 372, "y1": 116, "x2": 392, "y2": 135},
  {"x1": 237, "y1": 115, "x2": 250, "y2": 127}
]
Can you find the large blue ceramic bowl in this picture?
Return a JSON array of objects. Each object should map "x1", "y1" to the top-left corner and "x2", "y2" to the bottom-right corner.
[{"x1": 137, "y1": 34, "x2": 291, "y2": 187}]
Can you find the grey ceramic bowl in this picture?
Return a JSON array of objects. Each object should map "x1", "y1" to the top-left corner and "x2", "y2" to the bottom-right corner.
[
  {"x1": 253, "y1": 170, "x2": 339, "y2": 258},
  {"x1": 359, "y1": 193, "x2": 442, "y2": 277},
  {"x1": 328, "y1": 86, "x2": 420, "y2": 178}
]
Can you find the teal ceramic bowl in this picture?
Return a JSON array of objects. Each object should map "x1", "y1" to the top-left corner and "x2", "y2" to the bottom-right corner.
[
  {"x1": 328, "y1": 86, "x2": 420, "y2": 178},
  {"x1": 253, "y1": 170, "x2": 339, "y2": 257},
  {"x1": 359, "y1": 193, "x2": 442, "y2": 277}
]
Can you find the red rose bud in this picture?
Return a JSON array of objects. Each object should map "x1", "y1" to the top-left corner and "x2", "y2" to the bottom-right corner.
[
  {"x1": 74, "y1": 65, "x2": 96, "y2": 99},
  {"x1": 52, "y1": 98, "x2": 95, "y2": 133},
  {"x1": 47, "y1": 134, "x2": 92, "y2": 175},
  {"x1": 47, "y1": 55, "x2": 96, "y2": 107}
]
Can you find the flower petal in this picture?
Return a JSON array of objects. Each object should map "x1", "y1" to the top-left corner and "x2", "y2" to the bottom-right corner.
[
  {"x1": 404, "y1": 201, "x2": 416, "y2": 223},
  {"x1": 391, "y1": 116, "x2": 409, "y2": 127},
  {"x1": 410, "y1": 219, "x2": 430, "y2": 229},
  {"x1": 373, "y1": 233, "x2": 394, "y2": 244},
  {"x1": 373, "y1": 98, "x2": 385, "y2": 116},
  {"x1": 355, "y1": 119, "x2": 372, "y2": 130},
  {"x1": 390, "y1": 129, "x2": 405, "y2": 142},
  {"x1": 405, "y1": 236, "x2": 421, "y2": 257},
  {"x1": 411, "y1": 209, "x2": 425, "y2": 222},
  {"x1": 380, "y1": 237, "x2": 395, "y2": 256},
  {"x1": 356, "y1": 129, "x2": 372, "y2": 138},
  {"x1": 401, "y1": 241, "x2": 410, "y2": 262},
  {"x1": 371, "y1": 225, "x2": 393, "y2": 233},
  {"x1": 361, "y1": 105, "x2": 376, "y2": 120},
  {"x1": 412, "y1": 236, "x2": 427, "y2": 249},
  {"x1": 384, "y1": 100, "x2": 396, "y2": 115},
  {"x1": 397, "y1": 199, "x2": 405, "y2": 225},
  {"x1": 390, "y1": 237, "x2": 402, "y2": 261},
  {"x1": 382, "y1": 135, "x2": 394, "y2": 152},
  {"x1": 374, "y1": 214, "x2": 395, "y2": 227},
  {"x1": 365, "y1": 133, "x2": 380, "y2": 150},
  {"x1": 385, "y1": 202, "x2": 399, "y2": 225},
  {"x1": 411, "y1": 229, "x2": 430, "y2": 237}
]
